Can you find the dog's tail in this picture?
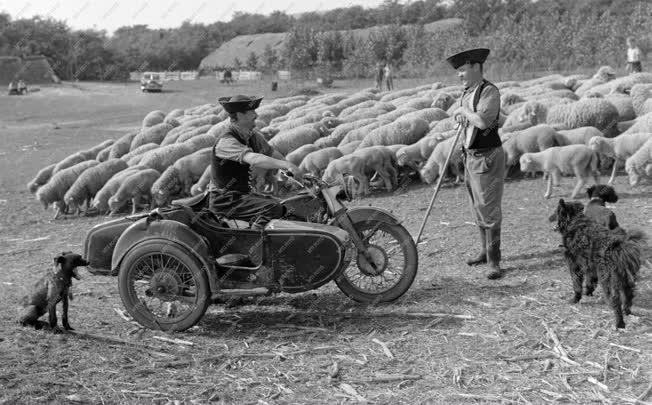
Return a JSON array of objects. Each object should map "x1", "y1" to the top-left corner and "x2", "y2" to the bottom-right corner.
[
  {"x1": 626, "y1": 228, "x2": 648, "y2": 246},
  {"x1": 610, "y1": 238, "x2": 643, "y2": 286}
]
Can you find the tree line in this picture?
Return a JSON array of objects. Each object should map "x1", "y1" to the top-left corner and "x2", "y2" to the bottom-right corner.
[{"x1": 0, "y1": 0, "x2": 649, "y2": 81}]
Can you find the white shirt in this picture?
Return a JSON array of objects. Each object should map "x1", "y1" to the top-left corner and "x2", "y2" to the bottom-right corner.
[{"x1": 627, "y1": 47, "x2": 641, "y2": 62}]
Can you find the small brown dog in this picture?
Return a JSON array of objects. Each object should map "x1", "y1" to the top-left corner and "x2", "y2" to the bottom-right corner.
[{"x1": 17, "y1": 252, "x2": 88, "y2": 331}]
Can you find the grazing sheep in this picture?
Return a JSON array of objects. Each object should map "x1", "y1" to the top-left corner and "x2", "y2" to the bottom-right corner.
[
  {"x1": 502, "y1": 124, "x2": 559, "y2": 167},
  {"x1": 269, "y1": 125, "x2": 323, "y2": 156},
  {"x1": 431, "y1": 117, "x2": 456, "y2": 133},
  {"x1": 588, "y1": 72, "x2": 652, "y2": 96},
  {"x1": 357, "y1": 118, "x2": 429, "y2": 149},
  {"x1": 108, "y1": 169, "x2": 161, "y2": 216},
  {"x1": 121, "y1": 143, "x2": 159, "y2": 164},
  {"x1": 588, "y1": 132, "x2": 652, "y2": 184},
  {"x1": 52, "y1": 152, "x2": 89, "y2": 175},
  {"x1": 150, "y1": 148, "x2": 211, "y2": 207},
  {"x1": 139, "y1": 143, "x2": 194, "y2": 173},
  {"x1": 401, "y1": 96, "x2": 434, "y2": 110},
  {"x1": 164, "y1": 108, "x2": 185, "y2": 123},
  {"x1": 375, "y1": 107, "x2": 418, "y2": 123},
  {"x1": 338, "y1": 121, "x2": 389, "y2": 146},
  {"x1": 299, "y1": 147, "x2": 343, "y2": 177},
  {"x1": 96, "y1": 145, "x2": 112, "y2": 162},
  {"x1": 431, "y1": 93, "x2": 455, "y2": 111},
  {"x1": 27, "y1": 163, "x2": 56, "y2": 194},
  {"x1": 179, "y1": 114, "x2": 221, "y2": 128},
  {"x1": 630, "y1": 83, "x2": 652, "y2": 117},
  {"x1": 546, "y1": 98, "x2": 619, "y2": 137},
  {"x1": 80, "y1": 140, "x2": 114, "y2": 160},
  {"x1": 401, "y1": 108, "x2": 448, "y2": 124},
  {"x1": 91, "y1": 165, "x2": 147, "y2": 214},
  {"x1": 175, "y1": 124, "x2": 212, "y2": 143},
  {"x1": 130, "y1": 123, "x2": 174, "y2": 150},
  {"x1": 142, "y1": 110, "x2": 166, "y2": 127},
  {"x1": 190, "y1": 166, "x2": 212, "y2": 196},
  {"x1": 338, "y1": 140, "x2": 362, "y2": 155},
  {"x1": 574, "y1": 66, "x2": 616, "y2": 97},
  {"x1": 108, "y1": 130, "x2": 139, "y2": 159},
  {"x1": 502, "y1": 101, "x2": 547, "y2": 132},
  {"x1": 36, "y1": 160, "x2": 99, "y2": 219},
  {"x1": 419, "y1": 135, "x2": 464, "y2": 184},
  {"x1": 623, "y1": 112, "x2": 652, "y2": 135},
  {"x1": 323, "y1": 146, "x2": 396, "y2": 196},
  {"x1": 341, "y1": 104, "x2": 395, "y2": 122},
  {"x1": 555, "y1": 127, "x2": 604, "y2": 146},
  {"x1": 604, "y1": 94, "x2": 636, "y2": 121},
  {"x1": 286, "y1": 144, "x2": 321, "y2": 166},
  {"x1": 182, "y1": 133, "x2": 217, "y2": 151},
  {"x1": 625, "y1": 137, "x2": 652, "y2": 186},
  {"x1": 315, "y1": 118, "x2": 376, "y2": 148},
  {"x1": 339, "y1": 100, "x2": 378, "y2": 117},
  {"x1": 63, "y1": 159, "x2": 129, "y2": 214},
  {"x1": 519, "y1": 145, "x2": 599, "y2": 199},
  {"x1": 396, "y1": 135, "x2": 441, "y2": 171}
]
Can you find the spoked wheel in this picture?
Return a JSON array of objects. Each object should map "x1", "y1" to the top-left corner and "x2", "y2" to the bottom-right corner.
[
  {"x1": 335, "y1": 220, "x2": 418, "y2": 303},
  {"x1": 118, "y1": 242, "x2": 210, "y2": 331}
]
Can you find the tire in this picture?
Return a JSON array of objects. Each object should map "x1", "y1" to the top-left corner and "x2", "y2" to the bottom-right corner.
[
  {"x1": 335, "y1": 220, "x2": 418, "y2": 303},
  {"x1": 118, "y1": 241, "x2": 210, "y2": 331}
]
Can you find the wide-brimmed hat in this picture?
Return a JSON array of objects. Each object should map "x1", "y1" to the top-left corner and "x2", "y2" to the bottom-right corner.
[
  {"x1": 218, "y1": 95, "x2": 263, "y2": 114},
  {"x1": 446, "y1": 48, "x2": 490, "y2": 69}
]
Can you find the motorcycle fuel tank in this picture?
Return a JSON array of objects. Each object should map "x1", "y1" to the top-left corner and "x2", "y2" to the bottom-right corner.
[{"x1": 264, "y1": 220, "x2": 351, "y2": 292}]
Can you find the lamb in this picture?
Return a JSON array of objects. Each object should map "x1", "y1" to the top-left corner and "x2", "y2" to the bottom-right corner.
[
  {"x1": 96, "y1": 145, "x2": 113, "y2": 162},
  {"x1": 130, "y1": 123, "x2": 174, "y2": 150},
  {"x1": 142, "y1": 110, "x2": 166, "y2": 127},
  {"x1": 175, "y1": 124, "x2": 212, "y2": 143},
  {"x1": 519, "y1": 145, "x2": 599, "y2": 199},
  {"x1": 588, "y1": 132, "x2": 652, "y2": 184},
  {"x1": 150, "y1": 148, "x2": 211, "y2": 207},
  {"x1": 299, "y1": 147, "x2": 343, "y2": 177},
  {"x1": 630, "y1": 83, "x2": 652, "y2": 117},
  {"x1": 36, "y1": 160, "x2": 99, "y2": 219},
  {"x1": 338, "y1": 121, "x2": 389, "y2": 146},
  {"x1": 91, "y1": 165, "x2": 147, "y2": 214},
  {"x1": 27, "y1": 163, "x2": 57, "y2": 194},
  {"x1": 81, "y1": 140, "x2": 114, "y2": 160},
  {"x1": 63, "y1": 159, "x2": 129, "y2": 215},
  {"x1": 431, "y1": 93, "x2": 455, "y2": 111},
  {"x1": 400, "y1": 108, "x2": 448, "y2": 124},
  {"x1": 322, "y1": 146, "x2": 396, "y2": 196},
  {"x1": 139, "y1": 143, "x2": 194, "y2": 173},
  {"x1": 52, "y1": 152, "x2": 89, "y2": 175},
  {"x1": 574, "y1": 66, "x2": 616, "y2": 97},
  {"x1": 419, "y1": 135, "x2": 464, "y2": 184},
  {"x1": 269, "y1": 124, "x2": 323, "y2": 156},
  {"x1": 625, "y1": 137, "x2": 652, "y2": 186},
  {"x1": 121, "y1": 143, "x2": 159, "y2": 164},
  {"x1": 555, "y1": 126, "x2": 604, "y2": 146},
  {"x1": 604, "y1": 93, "x2": 636, "y2": 122},
  {"x1": 314, "y1": 118, "x2": 376, "y2": 148},
  {"x1": 396, "y1": 135, "x2": 440, "y2": 171},
  {"x1": 182, "y1": 133, "x2": 217, "y2": 151},
  {"x1": 108, "y1": 130, "x2": 139, "y2": 159},
  {"x1": 190, "y1": 166, "x2": 212, "y2": 196},
  {"x1": 501, "y1": 124, "x2": 559, "y2": 167},
  {"x1": 357, "y1": 118, "x2": 429, "y2": 149},
  {"x1": 501, "y1": 101, "x2": 547, "y2": 133},
  {"x1": 164, "y1": 108, "x2": 185, "y2": 123},
  {"x1": 338, "y1": 140, "x2": 362, "y2": 155},
  {"x1": 286, "y1": 144, "x2": 321, "y2": 166},
  {"x1": 108, "y1": 169, "x2": 161, "y2": 216},
  {"x1": 623, "y1": 112, "x2": 652, "y2": 135}
]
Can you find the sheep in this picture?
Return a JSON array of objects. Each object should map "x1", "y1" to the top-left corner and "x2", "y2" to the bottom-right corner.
[
  {"x1": 341, "y1": 104, "x2": 395, "y2": 122},
  {"x1": 501, "y1": 101, "x2": 547, "y2": 132},
  {"x1": 396, "y1": 135, "x2": 441, "y2": 171},
  {"x1": 313, "y1": 118, "x2": 376, "y2": 148},
  {"x1": 322, "y1": 146, "x2": 396, "y2": 196},
  {"x1": 142, "y1": 110, "x2": 166, "y2": 127},
  {"x1": 358, "y1": 118, "x2": 430, "y2": 149},
  {"x1": 299, "y1": 147, "x2": 343, "y2": 177},
  {"x1": 179, "y1": 114, "x2": 221, "y2": 128},
  {"x1": 623, "y1": 112, "x2": 652, "y2": 135},
  {"x1": 431, "y1": 93, "x2": 455, "y2": 111},
  {"x1": 139, "y1": 143, "x2": 194, "y2": 173},
  {"x1": 130, "y1": 123, "x2": 174, "y2": 150},
  {"x1": 27, "y1": 163, "x2": 56, "y2": 194},
  {"x1": 269, "y1": 124, "x2": 323, "y2": 156},
  {"x1": 190, "y1": 166, "x2": 212, "y2": 196},
  {"x1": 150, "y1": 148, "x2": 211, "y2": 207},
  {"x1": 36, "y1": 160, "x2": 99, "y2": 219},
  {"x1": 574, "y1": 66, "x2": 616, "y2": 97},
  {"x1": 338, "y1": 121, "x2": 389, "y2": 146},
  {"x1": 401, "y1": 96, "x2": 434, "y2": 110},
  {"x1": 96, "y1": 145, "x2": 112, "y2": 162},
  {"x1": 604, "y1": 93, "x2": 636, "y2": 121},
  {"x1": 419, "y1": 135, "x2": 464, "y2": 185},
  {"x1": 546, "y1": 98, "x2": 619, "y2": 137},
  {"x1": 375, "y1": 107, "x2": 418, "y2": 122},
  {"x1": 586, "y1": 72, "x2": 652, "y2": 96},
  {"x1": 81, "y1": 140, "x2": 114, "y2": 160},
  {"x1": 121, "y1": 143, "x2": 159, "y2": 164},
  {"x1": 630, "y1": 83, "x2": 652, "y2": 117},
  {"x1": 286, "y1": 144, "x2": 321, "y2": 166},
  {"x1": 51, "y1": 152, "x2": 89, "y2": 175},
  {"x1": 63, "y1": 159, "x2": 129, "y2": 215},
  {"x1": 91, "y1": 165, "x2": 147, "y2": 214},
  {"x1": 182, "y1": 133, "x2": 217, "y2": 151},
  {"x1": 339, "y1": 100, "x2": 378, "y2": 117},
  {"x1": 519, "y1": 144, "x2": 599, "y2": 199},
  {"x1": 164, "y1": 108, "x2": 185, "y2": 123},
  {"x1": 108, "y1": 169, "x2": 161, "y2": 216},
  {"x1": 108, "y1": 130, "x2": 139, "y2": 159},
  {"x1": 431, "y1": 117, "x2": 456, "y2": 133},
  {"x1": 502, "y1": 124, "x2": 559, "y2": 167},
  {"x1": 555, "y1": 126, "x2": 604, "y2": 146},
  {"x1": 400, "y1": 108, "x2": 448, "y2": 124},
  {"x1": 589, "y1": 132, "x2": 652, "y2": 184},
  {"x1": 338, "y1": 141, "x2": 362, "y2": 155},
  {"x1": 175, "y1": 124, "x2": 212, "y2": 143}
]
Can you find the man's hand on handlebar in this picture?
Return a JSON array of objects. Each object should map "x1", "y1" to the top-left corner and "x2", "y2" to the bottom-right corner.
[{"x1": 284, "y1": 163, "x2": 305, "y2": 181}]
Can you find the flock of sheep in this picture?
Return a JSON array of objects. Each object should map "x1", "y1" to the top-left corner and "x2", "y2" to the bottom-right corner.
[{"x1": 27, "y1": 66, "x2": 652, "y2": 219}]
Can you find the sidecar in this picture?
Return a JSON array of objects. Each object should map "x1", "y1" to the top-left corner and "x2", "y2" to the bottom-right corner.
[{"x1": 83, "y1": 194, "x2": 354, "y2": 331}]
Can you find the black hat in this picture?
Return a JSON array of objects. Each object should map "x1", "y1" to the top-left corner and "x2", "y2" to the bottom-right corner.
[
  {"x1": 446, "y1": 48, "x2": 490, "y2": 69},
  {"x1": 218, "y1": 95, "x2": 263, "y2": 114}
]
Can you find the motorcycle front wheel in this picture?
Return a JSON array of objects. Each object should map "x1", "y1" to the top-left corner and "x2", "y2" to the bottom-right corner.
[
  {"x1": 118, "y1": 241, "x2": 211, "y2": 331},
  {"x1": 335, "y1": 221, "x2": 418, "y2": 303}
]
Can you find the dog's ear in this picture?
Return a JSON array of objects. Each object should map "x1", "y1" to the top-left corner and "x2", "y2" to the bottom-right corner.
[{"x1": 586, "y1": 185, "x2": 596, "y2": 199}]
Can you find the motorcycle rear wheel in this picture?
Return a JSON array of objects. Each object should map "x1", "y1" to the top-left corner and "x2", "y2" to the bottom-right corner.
[
  {"x1": 335, "y1": 221, "x2": 417, "y2": 303},
  {"x1": 118, "y1": 241, "x2": 211, "y2": 331}
]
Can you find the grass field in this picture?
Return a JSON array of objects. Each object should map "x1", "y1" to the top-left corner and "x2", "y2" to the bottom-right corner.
[{"x1": 0, "y1": 77, "x2": 651, "y2": 405}]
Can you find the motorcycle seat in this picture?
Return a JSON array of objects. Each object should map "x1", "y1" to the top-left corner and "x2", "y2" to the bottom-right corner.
[{"x1": 171, "y1": 192, "x2": 208, "y2": 210}]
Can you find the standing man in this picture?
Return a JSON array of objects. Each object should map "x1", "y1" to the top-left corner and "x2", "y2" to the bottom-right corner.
[
  {"x1": 625, "y1": 36, "x2": 643, "y2": 73},
  {"x1": 210, "y1": 94, "x2": 303, "y2": 223},
  {"x1": 375, "y1": 61, "x2": 384, "y2": 91},
  {"x1": 447, "y1": 48, "x2": 505, "y2": 280},
  {"x1": 383, "y1": 62, "x2": 394, "y2": 91}
]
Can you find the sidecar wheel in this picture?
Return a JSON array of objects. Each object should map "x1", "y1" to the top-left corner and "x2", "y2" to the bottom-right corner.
[
  {"x1": 335, "y1": 221, "x2": 418, "y2": 303},
  {"x1": 118, "y1": 241, "x2": 210, "y2": 331}
]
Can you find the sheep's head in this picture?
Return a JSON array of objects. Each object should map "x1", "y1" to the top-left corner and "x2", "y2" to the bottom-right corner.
[
  {"x1": 64, "y1": 196, "x2": 79, "y2": 213},
  {"x1": 594, "y1": 66, "x2": 616, "y2": 82},
  {"x1": 108, "y1": 196, "x2": 123, "y2": 211},
  {"x1": 35, "y1": 191, "x2": 48, "y2": 210},
  {"x1": 432, "y1": 93, "x2": 454, "y2": 111},
  {"x1": 519, "y1": 153, "x2": 535, "y2": 172},
  {"x1": 396, "y1": 150, "x2": 410, "y2": 167},
  {"x1": 27, "y1": 181, "x2": 38, "y2": 194},
  {"x1": 582, "y1": 91, "x2": 603, "y2": 99},
  {"x1": 419, "y1": 163, "x2": 438, "y2": 184},
  {"x1": 520, "y1": 102, "x2": 546, "y2": 124},
  {"x1": 563, "y1": 77, "x2": 577, "y2": 90},
  {"x1": 587, "y1": 136, "x2": 608, "y2": 154}
]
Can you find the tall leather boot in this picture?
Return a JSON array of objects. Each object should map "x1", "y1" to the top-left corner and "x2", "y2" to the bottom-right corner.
[
  {"x1": 466, "y1": 227, "x2": 487, "y2": 266},
  {"x1": 485, "y1": 228, "x2": 503, "y2": 280}
]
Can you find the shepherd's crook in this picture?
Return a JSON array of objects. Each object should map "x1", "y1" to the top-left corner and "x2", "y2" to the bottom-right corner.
[{"x1": 415, "y1": 124, "x2": 465, "y2": 244}]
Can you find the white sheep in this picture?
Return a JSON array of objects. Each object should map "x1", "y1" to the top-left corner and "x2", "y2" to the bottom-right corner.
[
  {"x1": 555, "y1": 126, "x2": 604, "y2": 146},
  {"x1": 164, "y1": 108, "x2": 185, "y2": 123},
  {"x1": 96, "y1": 145, "x2": 113, "y2": 162},
  {"x1": 63, "y1": 159, "x2": 129, "y2": 215},
  {"x1": 108, "y1": 169, "x2": 161, "y2": 216},
  {"x1": 338, "y1": 120, "x2": 389, "y2": 146},
  {"x1": 150, "y1": 148, "x2": 211, "y2": 207},
  {"x1": 286, "y1": 144, "x2": 321, "y2": 166},
  {"x1": 574, "y1": 66, "x2": 616, "y2": 97},
  {"x1": 130, "y1": 123, "x2": 174, "y2": 150},
  {"x1": 625, "y1": 137, "x2": 652, "y2": 186},
  {"x1": 588, "y1": 132, "x2": 652, "y2": 184},
  {"x1": 396, "y1": 135, "x2": 442, "y2": 171},
  {"x1": 338, "y1": 141, "x2": 362, "y2": 155},
  {"x1": 175, "y1": 124, "x2": 213, "y2": 143},
  {"x1": 315, "y1": 118, "x2": 376, "y2": 148},
  {"x1": 52, "y1": 152, "x2": 89, "y2": 175},
  {"x1": 36, "y1": 160, "x2": 99, "y2": 219},
  {"x1": 323, "y1": 146, "x2": 396, "y2": 196},
  {"x1": 269, "y1": 124, "x2": 323, "y2": 156},
  {"x1": 108, "y1": 130, "x2": 139, "y2": 159},
  {"x1": 357, "y1": 117, "x2": 430, "y2": 149},
  {"x1": 501, "y1": 101, "x2": 547, "y2": 133},
  {"x1": 604, "y1": 93, "x2": 636, "y2": 121},
  {"x1": 299, "y1": 147, "x2": 344, "y2": 177},
  {"x1": 519, "y1": 144, "x2": 599, "y2": 199},
  {"x1": 182, "y1": 133, "x2": 217, "y2": 152},
  {"x1": 630, "y1": 83, "x2": 652, "y2": 117},
  {"x1": 546, "y1": 98, "x2": 620, "y2": 137},
  {"x1": 502, "y1": 124, "x2": 559, "y2": 167},
  {"x1": 27, "y1": 163, "x2": 56, "y2": 194},
  {"x1": 142, "y1": 110, "x2": 166, "y2": 127},
  {"x1": 91, "y1": 165, "x2": 147, "y2": 214},
  {"x1": 401, "y1": 108, "x2": 449, "y2": 124},
  {"x1": 623, "y1": 112, "x2": 652, "y2": 135},
  {"x1": 121, "y1": 143, "x2": 159, "y2": 164},
  {"x1": 139, "y1": 143, "x2": 194, "y2": 173},
  {"x1": 81, "y1": 140, "x2": 115, "y2": 160},
  {"x1": 190, "y1": 166, "x2": 212, "y2": 196},
  {"x1": 431, "y1": 93, "x2": 455, "y2": 111},
  {"x1": 419, "y1": 135, "x2": 464, "y2": 184}
]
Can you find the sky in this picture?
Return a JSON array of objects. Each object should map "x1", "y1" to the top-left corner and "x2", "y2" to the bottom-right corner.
[{"x1": 3, "y1": 0, "x2": 389, "y2": 34}]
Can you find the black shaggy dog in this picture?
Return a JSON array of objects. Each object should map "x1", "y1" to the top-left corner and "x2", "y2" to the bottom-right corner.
[
  {"x1": 555, "y1": 199, "x2": 644, "y2": 329},
  {"x1": 17, "y1": 252, "x2": 88, "y2": 331},
  {"x1": 584, "y1": 184, "x2": 620, "y2": 231}
]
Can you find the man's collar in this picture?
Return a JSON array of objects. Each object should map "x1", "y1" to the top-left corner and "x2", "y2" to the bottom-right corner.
[
  {"x1": 464, "y1": 79, "x2": 484, "y2": 92},
  {"x1": 230, "y1": 122, "x2": 253, "y2": 141}
]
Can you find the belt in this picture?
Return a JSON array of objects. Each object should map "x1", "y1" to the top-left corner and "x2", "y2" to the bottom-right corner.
[{"x1": 462, "y1": 146, "x2": 497, "y2": 157}]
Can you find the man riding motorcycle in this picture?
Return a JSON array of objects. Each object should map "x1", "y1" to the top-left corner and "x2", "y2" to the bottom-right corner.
[{"x1": 210, "y1": 94, "x2": 304, "y2": 223}]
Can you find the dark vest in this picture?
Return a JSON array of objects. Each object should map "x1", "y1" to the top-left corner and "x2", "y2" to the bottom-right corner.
[
  {"x1": 466, "y1": 79, "x2": 502, "y2": 150},
  {"x1": 211, "y1": 127, "x2": 254, "y2": 193}
]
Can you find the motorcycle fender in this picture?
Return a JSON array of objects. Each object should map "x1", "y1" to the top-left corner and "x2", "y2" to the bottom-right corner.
[
  {"x1": 111, "y1": 218, "x2": 219, "y2": 293},
  {"x1": 344, "y1": 207, "x2": 400, "y2": 226}
]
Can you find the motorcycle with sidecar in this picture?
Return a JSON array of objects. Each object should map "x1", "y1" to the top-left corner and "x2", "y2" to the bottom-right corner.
[{"x1": 83, "y1": 173, "x2": 418, "y2": 331}]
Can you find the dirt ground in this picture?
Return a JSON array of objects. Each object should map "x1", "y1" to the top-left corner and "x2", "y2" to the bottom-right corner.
[{"x1": 0, "y1": 79, "x2": 651, "y2": 405}]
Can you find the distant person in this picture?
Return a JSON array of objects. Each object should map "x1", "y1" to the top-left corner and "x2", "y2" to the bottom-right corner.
[
  {"x1": 375, "y1": 62, "x2": 384, "y2": 91},
  {"x1": 18, "y1": 80, "x2": 27, "y2": 95},
  {"x1": 8, "y1": 80, "x2": 18, "y2": 95},
  {"x1": 626, "y1": 36, "x2": 643, "y2": 73},
  {"x1": 383, "y1": 63, "x2": 394, "y2": 91},
  {"x1": 223, "y1": 69, "x2": 233, "y2": 84}
]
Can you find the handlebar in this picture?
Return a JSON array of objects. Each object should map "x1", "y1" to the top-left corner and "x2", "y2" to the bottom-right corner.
[{"x1": 280, "y1": 170, "x2": 328, "y2": 188}]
